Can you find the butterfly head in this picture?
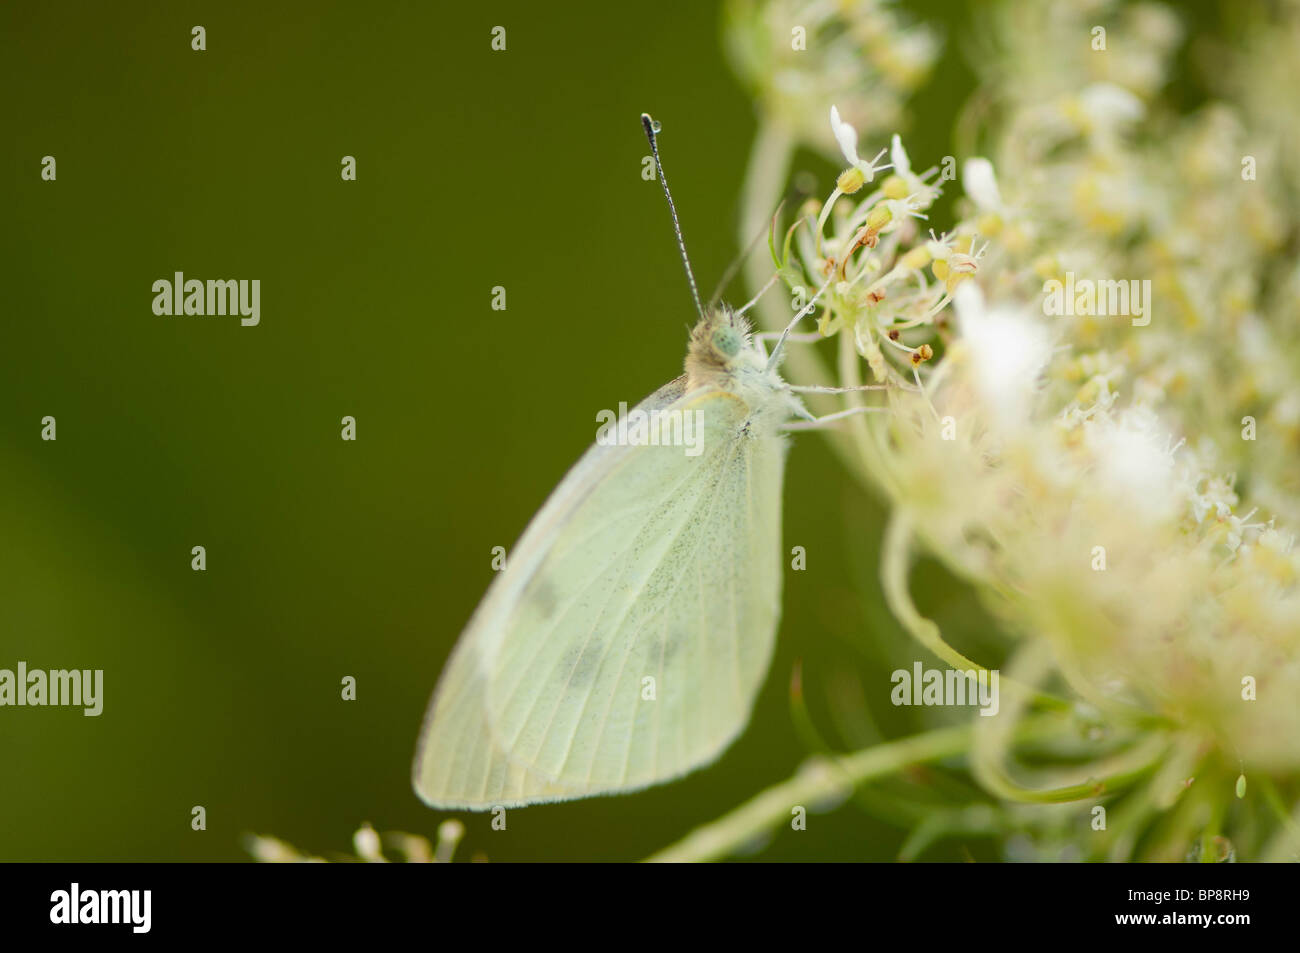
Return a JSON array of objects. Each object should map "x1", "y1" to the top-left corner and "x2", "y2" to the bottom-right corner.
[{"x1": 685, "y1": 306, "x2": 775, "y2": 395}]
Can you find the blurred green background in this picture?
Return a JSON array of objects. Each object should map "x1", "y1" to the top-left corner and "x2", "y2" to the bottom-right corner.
[{"x1": 0, "y1": 0, "x2": 1072, "y2": 861}]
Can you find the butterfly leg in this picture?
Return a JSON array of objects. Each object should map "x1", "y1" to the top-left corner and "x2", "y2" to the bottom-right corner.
[
  {"x1": 781, "y1": 405, "x2": 889, "y2": 431},
  {"x1": 755, "y1": 331, "x2": 823, "y2": 344},
  {"x1": 787, "y1": 383, "x2": 888, "y2": 394}
]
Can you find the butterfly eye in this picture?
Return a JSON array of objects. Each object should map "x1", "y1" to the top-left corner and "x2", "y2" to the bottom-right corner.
[{"x1": 712, "y1": 326, "x2": 742, "y2": 358}]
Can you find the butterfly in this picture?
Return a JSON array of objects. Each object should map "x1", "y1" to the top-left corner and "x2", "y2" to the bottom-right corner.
[{"x1": 412, "y1": 115, "x2": 851, "y2": 809}]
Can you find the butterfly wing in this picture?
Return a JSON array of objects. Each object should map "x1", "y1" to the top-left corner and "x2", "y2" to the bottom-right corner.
[{"x1": 413, "y1": 379, "x2": 787, "y2": 809}]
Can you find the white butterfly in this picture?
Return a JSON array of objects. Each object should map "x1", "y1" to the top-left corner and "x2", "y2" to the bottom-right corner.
[{"x1": 412, "y1": 115, "x2": 863, "y2": 810}]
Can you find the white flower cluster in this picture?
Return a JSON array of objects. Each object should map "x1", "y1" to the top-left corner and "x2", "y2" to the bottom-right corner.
[{"x1": 731, "y1": 0, "x2": 1300, "y2": 860}]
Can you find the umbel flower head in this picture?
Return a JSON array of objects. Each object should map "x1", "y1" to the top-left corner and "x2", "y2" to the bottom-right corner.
[{"x1": 717, "y1": 2, "x2": 1300, "y2": 860}]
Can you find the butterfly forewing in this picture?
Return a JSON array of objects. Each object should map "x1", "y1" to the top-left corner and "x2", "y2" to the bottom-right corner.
[{"x1": 413, "y1": 380, "x2": 786, "y2": 808}]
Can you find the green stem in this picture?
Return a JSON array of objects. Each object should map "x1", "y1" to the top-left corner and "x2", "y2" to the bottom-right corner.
[
  {"x1": 838, "y1": 327, "x2": 905, "y2": 499},
  {"x1": 1095, "y1": 737, "x2": 1202, "y2": 861},
  {"x1": 646, "y1": 723, "x2": 972, "y2": 862},
  {"x1": 646, "y1": 717, "x2": 1060, "y2": 862},
  {"x1": 980, "y1": 735, "x2": 1168, "y2": 804}
]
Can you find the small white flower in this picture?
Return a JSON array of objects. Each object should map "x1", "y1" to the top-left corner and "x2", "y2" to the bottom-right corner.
[
  {"x1": 434, "y1": 819, "x2": 466, "y2": 863},
  {"x1": 830, "y1": 105, "x2": 891, "y2": 182},
  {"x1": 963, "y1": 157, "x2": 1003, "y2": 212},
  {"x1": 890, "y1": 133, "x2": 912, "y2": 177},
  {"x1": 882, "y1": 194, "x2": 929, "y2": 227},
  {"x1": 926, "y1": 229, "x2": 955, "y2": 261},
  {"x1": 1086, "y1": 406, "x2": 1181, "y2": 521},
  {"x1": 1078, "y1": 83, "x2": 1145, "y2": 129},
  {"x1": 884, "y1": 133, "x2": 940, "y2": 209},
  {"x1": 353, "y1": 823, "x2": 385, "y2": 862},
  {"x1": 954, "y1": 281, "x2": 1051, "y2": 430},
  {"x1": 1191, "y1": 475, "x2": 1238, "y2": 524}
]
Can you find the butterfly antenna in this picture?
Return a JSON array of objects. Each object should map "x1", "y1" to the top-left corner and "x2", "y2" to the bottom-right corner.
[{"x1": 642, "y1": 113, "x2": 704, "y2": 320}]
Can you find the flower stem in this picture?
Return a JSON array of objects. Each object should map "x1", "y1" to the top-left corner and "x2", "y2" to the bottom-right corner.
[{"x1": 646, "y1": 717, "x2": 1061, "y2": 862}]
